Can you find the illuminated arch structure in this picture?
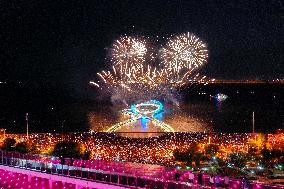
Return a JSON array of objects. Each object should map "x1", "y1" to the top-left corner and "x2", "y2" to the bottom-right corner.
[
  {"x1": 105, "y1": 100, "x2": 175, "y2": 132},
  {"x1": 130, "y1": 100, "x2": 163, "y2": 118}
]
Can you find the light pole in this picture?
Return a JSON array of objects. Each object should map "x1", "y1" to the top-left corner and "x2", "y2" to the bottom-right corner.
[
  {"x1": 26, "y1": 113, "x2": 29, "y2": 140},
  {"x1": 252, "y1": 111, "x2": 255, "y2": 133},
  {"x1": 61, "y1": 120, "x2": 65, "y2": 141}
]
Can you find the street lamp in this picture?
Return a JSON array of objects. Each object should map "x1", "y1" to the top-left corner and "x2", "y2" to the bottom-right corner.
[
  {"x1": 26, "y1": 113, "x2": 29, "y2": 140},
  {"x1": 61, "y1": 120, "x2": 65, "y2": 141}
]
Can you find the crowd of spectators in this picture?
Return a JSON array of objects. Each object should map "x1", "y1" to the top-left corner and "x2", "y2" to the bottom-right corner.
[{"x1": 2, "y1": 132, "x2": 283, "y2": 166}]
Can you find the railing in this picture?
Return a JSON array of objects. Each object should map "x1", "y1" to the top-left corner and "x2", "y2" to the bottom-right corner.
[
  {"x1": 0, "y1": 151, "x2": 283, "y2": 189},
  {"x1": 0, "y1": 151, "x2": 206, "y2": 189}
]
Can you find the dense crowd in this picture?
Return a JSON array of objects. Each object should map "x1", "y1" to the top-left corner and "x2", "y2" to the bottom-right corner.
[{"x1": 2, "y1": 132, "x2": 284, "y2": 166}]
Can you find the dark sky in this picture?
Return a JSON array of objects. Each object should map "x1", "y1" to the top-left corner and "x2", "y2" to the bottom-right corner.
[
  {"x1": 0, "y1": 0, "x2": 283, "y2": 133},
  {"x1": 0, "y1": 0, "x2": 283, "y2": 85}
]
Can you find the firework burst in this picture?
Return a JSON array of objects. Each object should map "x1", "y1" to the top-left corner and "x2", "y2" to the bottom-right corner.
[
  {"x1": 110, "y1": 36, "x2": 148, "y2": 72},
  {"x1": 92, "y1": 33, "x2": 210, "y2": 103},
  {"x1": 160, "y1": 32, "x2": 208, "y2": 72}
]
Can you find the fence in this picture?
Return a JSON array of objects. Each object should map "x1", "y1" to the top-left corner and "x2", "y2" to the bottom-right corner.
[{"x1": 0, "y1": 151, "x2": 283, "y2": 189}]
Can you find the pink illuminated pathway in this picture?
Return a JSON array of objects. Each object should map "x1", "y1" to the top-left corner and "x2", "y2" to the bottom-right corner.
[{"x1": 0, "y1": 165, "x2": 130, "y2": 189}]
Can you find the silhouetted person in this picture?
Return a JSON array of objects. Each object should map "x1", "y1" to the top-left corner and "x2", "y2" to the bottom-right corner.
[
  {"x1": 198, "y1": 171, "x2": 203, "y2": 185},
  {"x1": 175, "y1": 172, "x2": 180, "y2": 181},
  {"x1": 242, "y1": 177, "x2": 249, "y2": 189},
  {"x1": 60, "y1": 157, "x2": 65, "y2": 165},
  {"x1": 70, "y1": 158, "x2": 74, "y2": 166}
]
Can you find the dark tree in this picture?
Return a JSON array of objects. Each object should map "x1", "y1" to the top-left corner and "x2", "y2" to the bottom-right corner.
[
  {"x1": 1, "y1": 138, "x2": 16, "y2": 151},
  {"x1": 51, "y1": 141, "x2": 82, "y2": 159},
  {"x1": 15, "y1": 142, "x2": 29, "y2": 153},
  {"x1": 173, "y1": 143, "x2": 200, "y2": 166},
  {"x1": 261, "y1": 149, "x2": 272, "y2": 167},
  {"x1": 29, "y1": 143, "x2": 40, "y2": 154},
  {"x1": 193, "y1": 153, "x2": 203, "y2": 166},
  {"x1": 205, "y1": 144, "x2": 219, "y2": 157},
  {"x1": 271, "y1": 149, "x2": 283, "y2": 159},
  {"x1": 173, "y1": 149, "x2": 188, "y2": 162},
  {"x1": 228, "y1": 153, "x2": 248, "y2": 168},
  {"x1": 82, "y1": 151, "x2": 91, "y2": 160}
]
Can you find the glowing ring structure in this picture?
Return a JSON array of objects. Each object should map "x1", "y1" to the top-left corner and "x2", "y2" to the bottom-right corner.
[
  {"x1": 130, "y1": 100, "x2": 163, "y2": 117},
  {"x1": 105, "y1": 100, "x2": 175, "y2": 133}
]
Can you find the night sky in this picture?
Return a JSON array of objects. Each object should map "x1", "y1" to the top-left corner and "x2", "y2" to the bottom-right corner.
[
  {"x1": 1, "y1": 0, "x2": 283, "y2": 83},
  {"x1": 0, "y1": 0, "x2": 283, "y2": 132}
]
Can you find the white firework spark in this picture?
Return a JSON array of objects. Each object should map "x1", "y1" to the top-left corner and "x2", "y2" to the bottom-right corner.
[
  {"x1": 111, "y1": 36, "x2": 148, "y2": 72},
  {"x1": 92, "y1": 33, "x2": 210, "y2": 103},
  {"x1": 160, "y1": 32, "x2": 208, "y2": 72}
]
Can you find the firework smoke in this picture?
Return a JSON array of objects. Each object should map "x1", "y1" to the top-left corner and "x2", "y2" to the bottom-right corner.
[{"x1": 91, "y1": 33, "x2": 210, "y2": 104}]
